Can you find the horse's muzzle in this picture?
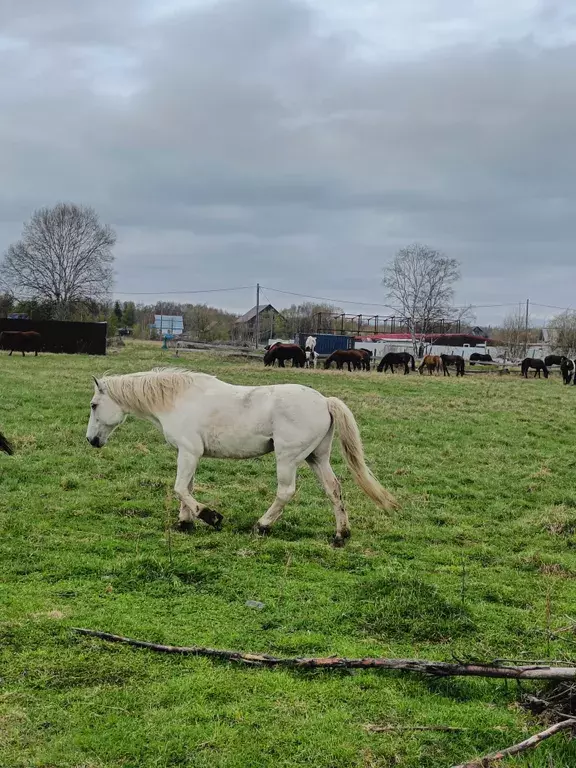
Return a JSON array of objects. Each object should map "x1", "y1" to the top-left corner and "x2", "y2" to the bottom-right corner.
[{"x1": 87, "y1": 436, "x2": 101, "y2": 448}]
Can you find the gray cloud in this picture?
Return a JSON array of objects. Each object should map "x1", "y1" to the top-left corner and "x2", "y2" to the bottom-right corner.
[{"x1": 1, "y1": 0, "x2": 576, "y2": 322}]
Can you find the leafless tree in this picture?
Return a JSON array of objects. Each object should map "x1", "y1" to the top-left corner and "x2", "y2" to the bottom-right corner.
[
  {"x1": 382, "y1": 243, "x2": 462, "y2": 355},
  {"x1": 2, "y1": 203, "x2": 116, "y2": 319},
  {"x1": 499, "y1": 307, "x2": 530, "y2": 359},
  {"x1": 548, "y1": 310, "x2": 576, "y2": 357}
]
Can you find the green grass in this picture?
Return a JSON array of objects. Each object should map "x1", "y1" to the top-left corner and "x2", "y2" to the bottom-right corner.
[{"x1": 2, "y1": 342, "x2": 576, "y2": 767}]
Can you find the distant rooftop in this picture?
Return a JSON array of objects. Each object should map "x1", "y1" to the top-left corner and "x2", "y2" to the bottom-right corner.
[{"x1": 234, "y1": 304, "x2": 278, "y2": 324}]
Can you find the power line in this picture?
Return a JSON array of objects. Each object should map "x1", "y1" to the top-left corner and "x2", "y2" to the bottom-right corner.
[
  {"x1": 113, "y1": 285, "x2": 254, "y2": 297},
  {"x1": 261, "y1": 285, "x2": 520, "y2": 313},
  {"x1": 260, "y1": 285, "x2": 400, "y2": 312}
]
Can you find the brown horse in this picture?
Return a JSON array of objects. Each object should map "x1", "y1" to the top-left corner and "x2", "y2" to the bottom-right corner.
[
  {"x1": 324, "y1": 349, "x2": 365, "y2": 372},
  {"x1": 263, "y1": 343, "x2": 306, "y2": 368},
  {"x1": 418, "y1": 355, "x2": 442, "y2": 375},
  {"x1": 0, "y1": 330, "x2": 41, "y2": 356}
]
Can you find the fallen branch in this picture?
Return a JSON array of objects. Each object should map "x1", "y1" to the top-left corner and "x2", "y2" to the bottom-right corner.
[
  {"x1": 73, "y1": 629, "x2": 576, "y2": 680},
  {"x1": 365, "y1": 724, "x2": 467, "y2": 733},
  {"x1": 452, "y1": 718, "x2": 576, "y2": 767}
]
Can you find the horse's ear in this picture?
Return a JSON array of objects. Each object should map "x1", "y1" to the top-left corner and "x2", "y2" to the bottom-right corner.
[{"x1": 92, "y1": 376, "x2": 104, "y2": 393}]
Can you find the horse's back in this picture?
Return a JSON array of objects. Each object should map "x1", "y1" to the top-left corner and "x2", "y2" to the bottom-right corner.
[{"x1": 167, "y1": 380, "x2": 331, "y2": 458}]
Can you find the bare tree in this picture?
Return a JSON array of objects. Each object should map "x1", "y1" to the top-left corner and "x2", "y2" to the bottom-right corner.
[
  {"x1": 382, "y1": 243, "x2": 462, "y2": 355},
  {"x1": 498, "y1": 307, "x2": 529, "y2": 359},
  {"x1": 548, "y1": 310, "x2": 576, "y2": 357},
  {"x1": 2, "y1": 203, "x2": 115, "y2": 319}
]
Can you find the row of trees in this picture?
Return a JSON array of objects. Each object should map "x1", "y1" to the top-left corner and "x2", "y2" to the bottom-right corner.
[{"x1": 2, "y1": 203, "x2": 575, "y2": 355}]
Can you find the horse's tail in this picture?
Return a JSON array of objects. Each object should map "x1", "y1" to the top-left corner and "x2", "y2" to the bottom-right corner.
[
  {"x1": 326, "y1": 398, "x2": 398, "y2": 511},
  {"x1": 410, "y1": 355, "x2": 415, "y2": 371},
  {"x1": 0, "y1": 431, "x2": 13, "y2": 455}
]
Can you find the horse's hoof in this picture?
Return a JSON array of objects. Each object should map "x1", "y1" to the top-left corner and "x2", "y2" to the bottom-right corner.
[
  {"x1": 197, "y1": 508, "x2": 223, "y2": 531},
  {"x1": 253, "y1": 523, "x2": 270, "y2": 537},
  {"x1": 332, "y1": 528, "x2": 351, "y2": 547},
  {"x1": 175, "y1": 520, "x2": 195, "y2": 534}
]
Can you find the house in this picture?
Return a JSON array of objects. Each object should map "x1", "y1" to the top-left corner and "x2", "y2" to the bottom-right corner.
[
  {"x1": 234, "y1": 304, "x2": 279, "y2": 342},
  {"x1": 150, "y1": 314, "x2": 184, "y2": 336}
]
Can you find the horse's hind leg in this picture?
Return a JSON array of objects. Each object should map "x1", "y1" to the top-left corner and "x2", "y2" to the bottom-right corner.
[
  {"x1": 306, "y1": 437, "x2": 350, "y2": 547},
  {"x1": 254, "y1": 459, "x2": 298, "y2": 535}
]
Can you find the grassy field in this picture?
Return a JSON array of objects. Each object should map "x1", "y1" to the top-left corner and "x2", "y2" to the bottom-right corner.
[{"x1": 2, "y1": 342, "x2": 576, "y2": 767}]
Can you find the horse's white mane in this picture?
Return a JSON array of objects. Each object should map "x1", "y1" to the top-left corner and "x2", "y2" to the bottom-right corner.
[{"x1": 102, "y1": 367, "x2": 214, "y2": 413}]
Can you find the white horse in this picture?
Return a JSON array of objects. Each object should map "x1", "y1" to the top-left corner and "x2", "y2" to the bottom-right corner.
[
  {"x1": 305, "y1": 349, "x2": 319, "y2": 369},
  {"x1": 86, "y1": 368, "x2": 397, "y2": 545}
]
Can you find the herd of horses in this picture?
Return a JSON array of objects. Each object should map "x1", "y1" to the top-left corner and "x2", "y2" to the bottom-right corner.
[
  {"x1": 263, "y1": 342, "x2": 576, "y2": 383},
  {"x1": 264, "y1": 343, "x2": 467, "y2": 377}
]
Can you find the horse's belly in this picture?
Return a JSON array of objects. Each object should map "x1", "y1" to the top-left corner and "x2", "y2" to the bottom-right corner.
[{"x1": 202, "y1": 431, "x2": 274, "y2": 459}]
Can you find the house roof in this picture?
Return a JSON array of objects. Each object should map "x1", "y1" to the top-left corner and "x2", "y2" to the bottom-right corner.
[{"x1": 234, "y1": 304, "x2": 278, "y2": 324}]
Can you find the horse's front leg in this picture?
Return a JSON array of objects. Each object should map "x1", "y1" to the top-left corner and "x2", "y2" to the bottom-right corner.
[{"x1": 174, "y1": 449, "x2": 223, "y2": 533}]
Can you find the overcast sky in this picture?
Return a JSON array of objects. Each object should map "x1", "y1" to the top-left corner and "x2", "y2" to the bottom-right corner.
[{"x1": 2, "y1": 0, "x2": 575, "y2": 324}]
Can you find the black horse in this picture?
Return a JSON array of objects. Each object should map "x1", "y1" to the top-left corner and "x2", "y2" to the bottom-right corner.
[
  {"x1": 441, "y1": 354, "x2": 465, "y2": 377},
  {"x1": 560, "y1": 358, "x2": 575, "y2": 385},
  {"x1": 521, "y1": 357, "x2": 549, "y2": 379},
  {"x1": 469, "y1": 353, "x2": 493, "y2": 365},
  {"x1": 545, "y1": 355, "x2": 568, "y2": 367},
  {"x1": 377, "y1": 352, "x2": 415, "y2": 374},
  {"x1": 0, "y1": 432, "x2": 13, "y2": 455}
]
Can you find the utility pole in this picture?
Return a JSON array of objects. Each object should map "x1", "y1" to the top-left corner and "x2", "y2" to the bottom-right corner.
[
  {"x1": 524, "y1": 298, "x2": 530, "y2": 356},
  {"x1": 255, "y1": 283, "x2": 260, "y2": 348}
]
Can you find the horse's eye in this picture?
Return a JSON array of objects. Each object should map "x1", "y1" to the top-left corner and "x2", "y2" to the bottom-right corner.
[{"x1": 91, "y1": 403, "x2": 97, "y2": 411}]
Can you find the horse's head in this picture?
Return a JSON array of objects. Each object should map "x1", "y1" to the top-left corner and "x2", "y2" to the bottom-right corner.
[{"x1": 86, "y1": 377, "x2": 126, "y2": 448}]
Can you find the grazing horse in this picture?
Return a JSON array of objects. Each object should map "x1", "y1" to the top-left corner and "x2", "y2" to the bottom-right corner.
[
  {"x1": 469, "y1": 353, "x2": 493, "y2": 365},
  {"x1": 264, "y1": 343, "x2": 306, "y2": 368},
  {"x1": 441, "y1": 354, "x2": 465, "y2": 377},
  {"x1": 521, "y1": 358, "x2": 549, "y2": 379},
  {"x1": 418, "y1": 355, "x2": 442, "y2": 375},
  {"x1": 377, "y1": 352, "x2": 415, "y2": 375},
  {"x1": 305, "y1": 349, "x2": 319, "y2": 369},
  {"x1": 357, "y1": 348, "x2": 373, "y2": 371},
  {"x1": 324, "y1": 349, "x2": 365, "y2": 372},
  {"x1": 305, "y1": 336, "x2": 317, "y2": 353},
  {"x1": 0, "y1": 330, "x2": 41, "y2": 357},
  {"x1": 86, "y1": 368, "x2": 398, "y2": 546},
  {"x1": 0, "y1": 432, "x2": 13, "y2": 455},
  {"x1": 545, "y1": 355, "x2": 568, "y2": 367},
  {"x1": 560, "y1": 358, "x2": 575, "y2": 385}
]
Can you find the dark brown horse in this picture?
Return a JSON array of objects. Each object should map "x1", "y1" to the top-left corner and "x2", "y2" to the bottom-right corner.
[
  {"x1": 0, "y1": 432, "x2": 13, "y2": 455},
  {"x1": 377, "y1": 352, "x2": 415, "y2": 374},
  {"x1": 469, "y1": 352, "x2": 493, "y2": 365},
  {"x1": 521, "y1": 358, "x2": 549, "y2": 379},
  {"x1": 263, "y1": 343, "x2": 306, "y2": 368},
  {"x1": 441, "y1": 354, "x2": 465, "y2": 377},
  {"x1": 418, "y1": 355, "x2": 442, "y2": 375},
  {"x1": 357, "y1": 348, "x2": 373, "y2": 371},
  {"x1": 544, "y1": 354, "x2": 567, "y2": 367},
  {"x1": 561, "y1": 358, "x2": 575, "y2": 385},
  {"x1": 0, "y1": 330, "x2": 41, "y2": 356},
  {"x1": 324, "y1": 349, "x2": 365, "y2": 372}
]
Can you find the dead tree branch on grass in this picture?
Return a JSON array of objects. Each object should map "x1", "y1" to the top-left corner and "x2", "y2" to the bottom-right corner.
[
  {"x1": 73, "y1": 629, "x2": 576, "y2": 680},
  {"x1": 451, "y1": 717, "x2": 576, "y2": 768}
]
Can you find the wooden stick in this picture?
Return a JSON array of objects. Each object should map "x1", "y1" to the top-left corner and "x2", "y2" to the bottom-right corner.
[
  {"x1": 452, "y1": 718, "x2": 576, "y2": 768},
  {"x1": 365, "y1": 724, "x2": 467, "y2": 733},
  {"x1": 72, "y1": 629, "x2": 576, "y2": 680}
]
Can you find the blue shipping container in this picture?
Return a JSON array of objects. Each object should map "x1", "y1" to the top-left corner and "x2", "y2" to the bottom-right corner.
[{"x1": 296, "y1": 333, "x2": 353, "y2": 356}]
